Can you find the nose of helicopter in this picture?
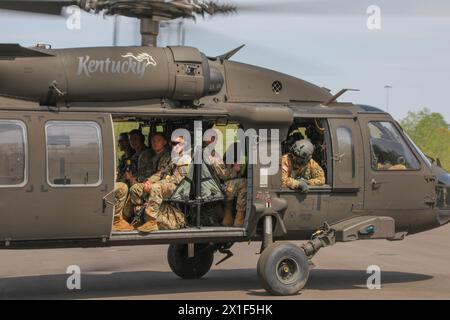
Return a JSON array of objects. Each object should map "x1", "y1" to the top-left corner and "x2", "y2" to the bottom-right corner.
[{"x1": 436, "y1": 172, "x2": 450, "y2": 225}]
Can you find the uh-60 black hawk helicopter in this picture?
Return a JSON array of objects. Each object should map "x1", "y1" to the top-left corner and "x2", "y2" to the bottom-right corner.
[{"x1": 0, "y1": 0, "x2": 449, "y2": 296}]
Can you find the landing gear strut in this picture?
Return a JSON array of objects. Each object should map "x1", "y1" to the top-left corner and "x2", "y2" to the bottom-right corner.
[{"x1": 259, "y1": 215, "x2": 274, "y2": 254}]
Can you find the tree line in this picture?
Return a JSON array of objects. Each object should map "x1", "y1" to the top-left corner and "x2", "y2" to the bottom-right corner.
[{"x1": 400, "y1": 108, "x2": 450, "y2": 171}]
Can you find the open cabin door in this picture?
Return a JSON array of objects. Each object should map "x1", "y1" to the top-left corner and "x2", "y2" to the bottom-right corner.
[{"x1": 0, "y1": 111, "x2": 115, "y2": 242}]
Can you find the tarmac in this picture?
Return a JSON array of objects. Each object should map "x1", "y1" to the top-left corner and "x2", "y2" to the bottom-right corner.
[{"x1": 0, "y1": 223, "x2": 449, "y2": 300}]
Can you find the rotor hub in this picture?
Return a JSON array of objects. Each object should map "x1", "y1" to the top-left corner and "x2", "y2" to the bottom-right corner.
[{"x1": 78, "y1": 0, "x2": 237, "y2": 20}]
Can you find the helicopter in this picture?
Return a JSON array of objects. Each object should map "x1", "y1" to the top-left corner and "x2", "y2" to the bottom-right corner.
[{"x1": 0, "y1": 0, "x2": 449, "y2": 296}]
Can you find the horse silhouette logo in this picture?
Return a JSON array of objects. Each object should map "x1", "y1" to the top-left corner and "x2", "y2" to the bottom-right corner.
[{"x1": 121, "y1": 53, "x2": 157, "y2": 68}]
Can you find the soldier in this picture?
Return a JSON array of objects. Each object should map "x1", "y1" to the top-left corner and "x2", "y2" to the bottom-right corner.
[
  {"x1": 113, "y1": 132, "x2": 135, "y2": 231},
  {"x1": 376, "y1": 162, "x2": 407, "y2": 170},
  {"x1": 281, "y1": 139, "x2": 325, "y2": 192},
  {"x1": 126, "y1": 132, "x2": 171, "y2": 222},
  {"x1": 306, "y1": 123, "x2": 326, "y2": 169},
  {"x1": 221, "y1": 163, "x2": 247, "y2": 227},
  {"x1": 206, "y1": 137, "x2": 247, "y2": 227},
  {"x1": 131, "y1": 135, "x2": 191, "y2": 233},
  {"x1": 116, "y1": 132, "x2": 135, "y2": 183},
  {"x1": 372, "y1": 147, "x2": 408, "y2": 171},
  {"x1": 124, "y1": 129, "x2": 154, "y2": 186},
  {"x1": 113, "y1": 129, "x2": 153, "y2": 232}
]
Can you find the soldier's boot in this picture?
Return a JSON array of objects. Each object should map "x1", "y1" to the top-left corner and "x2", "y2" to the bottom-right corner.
[
  {"x1": 137, "y1": 217, "x2": 159, "y2": 233},
  {"x1": 222, "y1": 202, "x2": 234, "y2": 227},
  {"x1": 233, "y1": 210, "x2": 245, "y2": 227},
  {"x1": 112, "y1": 216, "x2": 134, "y2": 232}
]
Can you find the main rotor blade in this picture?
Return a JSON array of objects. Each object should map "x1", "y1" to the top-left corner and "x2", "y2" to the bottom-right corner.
[
  {"x1": 0, "y1": 0, "x2": 76, "y2": 15},
  {"x1": 233, "y1": 0, "x2": 450, "y2": 17}
]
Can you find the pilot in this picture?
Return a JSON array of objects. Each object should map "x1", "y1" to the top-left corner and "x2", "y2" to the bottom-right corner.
[
  {"x1": 113, "y1": 129, "x2": 154, "y2": 232},
  {"x1": 205, "y1": 136, "x2": 247, "y2": 227},
  {"x1": 283, "y1": 128, "x2": 305, "y2": 155},
  {"x1": 377, "y1": 162, "x2": 408, "y2": 171},
  {"x1": 126, "y1": 132, "x2": 171, "y2": 221},
  {"x1": 131, "y1": 135, "x2": 191, "y2": 233},
  {"x1": 389, "y1": 164, "x2": 407, "y2": 170},
  {"x1": 373, "y1": 150, "x2": 408, "y2": 171},
  {"x1": 281, "y1": 139, "x2": 325, "y2": 192}
]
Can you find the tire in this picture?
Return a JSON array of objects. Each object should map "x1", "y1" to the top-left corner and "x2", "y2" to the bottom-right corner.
[
  {"x1": 257, "y1": 242, "x2": 310, "y2": 296},
  {"x1": 167, "y1": 243, "x2": 215, "y2": 279}
]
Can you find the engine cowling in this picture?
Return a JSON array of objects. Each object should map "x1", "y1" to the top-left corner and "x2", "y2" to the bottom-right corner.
[{"x1": 0, "y1": 45, "x2": 224, "y2": 104}]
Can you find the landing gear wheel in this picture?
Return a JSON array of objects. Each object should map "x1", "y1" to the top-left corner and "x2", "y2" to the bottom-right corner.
[
  {"x1": 167, "y1": 243, "x2": 215, "y2": 279},
  {"x1": 257, "y1": 242, "x2": 310, "y2": 296}
]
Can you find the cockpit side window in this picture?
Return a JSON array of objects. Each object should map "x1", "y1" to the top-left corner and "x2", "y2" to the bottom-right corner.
[{"x1": 368, "y1": 121, "x2": 420, "y2": 171}]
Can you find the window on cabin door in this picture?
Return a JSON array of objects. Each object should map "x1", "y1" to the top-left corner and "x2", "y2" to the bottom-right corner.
[
  {"x1": 46, "y1": 121, "x2": 103, "y2": 186},
  {"x1": 0, "y1": 120, "x2": 27, "y2": 187}
]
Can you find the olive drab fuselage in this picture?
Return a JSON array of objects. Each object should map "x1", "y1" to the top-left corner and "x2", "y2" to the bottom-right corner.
[{"x1": 0, "y1": 44, "x2": 449, "y2": 249}]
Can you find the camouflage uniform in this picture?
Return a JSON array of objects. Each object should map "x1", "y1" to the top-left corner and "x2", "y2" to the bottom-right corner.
[
  {"x1": 126, "y1": 148, "x2": 172, "y2": 217},
  {"x1": 116, "y1": 150, "x2": 135, "y2": 184},
  {"x1": 130, "y1": 153, "x2": 191, "y2": 220},
  {"x1": 224, "y1": 178, "x2": 247, "y2": 214},
  {"x1": 208, "y1": 151, "x2": 247, "y2": 224},
  {"x1": 126, "y1": 148, "x2": 141, "y2": 177},
  {"x1": 281, "y1": 154, "x2": 325, "y2": 189},
  {"x1": 376, "y1": 163, "x2": 407, "y2": 170},
  {"x1": 115, "y1": 147, "x2": 160, "y2": 220},
  {"x1": 114, "y1": 182, "x2": 129, "y2": 220},
  {"x1": 136, "y1": 148, "x2": 155, "y2": 183},
  {"x1": 114, "y1": 149, "x2": 137, "y2": 220},
  {"x1": 390, "y1": 164, "x2": 407, "y2": 170},
  {"x1": 212, "y1": 154, "x2": 247, "y2": 206},
  {"x1": 147, "y1": 148, "x2": 173, "y2": 182}
]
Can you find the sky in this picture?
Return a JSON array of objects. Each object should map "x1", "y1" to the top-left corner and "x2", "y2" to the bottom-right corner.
[{"x1": 0, "y1": 0, "x2": 449, "y2": 123}]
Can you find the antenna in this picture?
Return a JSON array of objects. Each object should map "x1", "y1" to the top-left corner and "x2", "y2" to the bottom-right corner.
[
  {"x1": 322, "y1": 88, "x2": 360, "y2": 106},
  {"x1": 384, "y1": 85, "x2": 392, "y2": 112}
]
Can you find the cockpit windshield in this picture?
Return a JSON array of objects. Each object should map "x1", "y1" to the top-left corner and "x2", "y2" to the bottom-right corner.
[
  {"x1": 437, "y1": 185, "x2": 450, "y2": 210},
  {"x1": 403, "y1": 132, "x2": 432, "y2": 169},
  {"x1": 437, "y1": 173, "x2": 450, "y2": 210}
]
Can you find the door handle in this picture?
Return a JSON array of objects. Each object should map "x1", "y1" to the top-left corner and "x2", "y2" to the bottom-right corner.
[
  {"x1": 371, "y1": 179, "x2": 382, "y2": 190},
  {"x1": 102, "y1": 189, "x2": 115, "y2": 213},
  {"x1": 332, "y1": 154, "x2": 345, "y2": 163}
]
